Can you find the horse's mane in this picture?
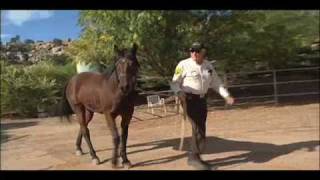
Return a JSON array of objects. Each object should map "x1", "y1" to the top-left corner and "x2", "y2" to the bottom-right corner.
[{"x1": 102, "y1": 48, "x2": 139, "y2": 79}]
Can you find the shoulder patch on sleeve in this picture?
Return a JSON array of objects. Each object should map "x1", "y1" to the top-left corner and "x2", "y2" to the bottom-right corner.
[{"x1": 175, "y1": 66, "x2": 183, "y2": 75}]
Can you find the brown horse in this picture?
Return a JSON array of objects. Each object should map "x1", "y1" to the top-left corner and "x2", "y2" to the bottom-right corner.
[{"x1": 58, "y1": 43, "x2": 139, "y2": 169}]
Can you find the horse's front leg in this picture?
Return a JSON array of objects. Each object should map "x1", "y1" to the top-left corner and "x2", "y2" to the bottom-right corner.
[
  {"x1": 105, "y1": 112, "x2": 120, "y2": 168},
  {"x1": 111, "y1": 91, "x2": 122, "y2": 113},
  {"x1": 120, "y1": 107, "x2": 133, "y2": 169}
]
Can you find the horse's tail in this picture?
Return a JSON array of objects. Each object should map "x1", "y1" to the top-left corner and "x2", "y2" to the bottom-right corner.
[{"x1": 57, "y1": 82, "x2": 73, "y2": 122}]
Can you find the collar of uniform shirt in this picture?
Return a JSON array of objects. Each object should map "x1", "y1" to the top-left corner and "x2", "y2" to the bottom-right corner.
[{"x1": 191, "y1": 57, "x2": 208, "y2": 66}]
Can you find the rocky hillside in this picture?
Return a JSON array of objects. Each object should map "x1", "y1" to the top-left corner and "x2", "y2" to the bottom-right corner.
[{"x1": 1, "y1": 39, "x2": 72, "y2": 64}]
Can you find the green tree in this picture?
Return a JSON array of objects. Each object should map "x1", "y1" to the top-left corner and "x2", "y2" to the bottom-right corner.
[
  {"x1": 53, "y1": 38, "x2": 63, "y2": 46},
  {"x1": 10, "y1": 35, "x2": 21, "y2": 44},
  {"x1": 73, "y1": 10, "x2": 197, "y2": 77},
  {"x1": 202, "y1": 10, "x2": 319, "y2": 71},
  {"x1": 24, "y1": 39, "x2": 35, "y2": 44},
  {"x1": 69, "y1": 10, "x2": 319, "y2": 84}
]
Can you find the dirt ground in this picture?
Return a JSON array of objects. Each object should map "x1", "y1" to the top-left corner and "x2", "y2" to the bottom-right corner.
[{"x1": 1, "y1": 103, "x2": 319, "y2": 170}]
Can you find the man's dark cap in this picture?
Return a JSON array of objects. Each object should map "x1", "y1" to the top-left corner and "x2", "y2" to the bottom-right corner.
[{"x1": 189, "y1": 42, "x2": 206, "y2": 52}]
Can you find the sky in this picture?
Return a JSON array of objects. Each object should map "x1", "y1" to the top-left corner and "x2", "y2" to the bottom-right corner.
[{"x1": 1, "y1": 10, "x2": 82, "y2": 43}]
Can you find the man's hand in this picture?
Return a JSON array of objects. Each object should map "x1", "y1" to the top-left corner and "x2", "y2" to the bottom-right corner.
[{"x1": 225, "y1": 96, "x2": 235, "y2": 105}]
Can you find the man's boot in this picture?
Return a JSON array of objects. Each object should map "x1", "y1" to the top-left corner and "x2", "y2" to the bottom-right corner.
[{"x1": 187, "y1": 153, "x2": 210, "y2": 170}]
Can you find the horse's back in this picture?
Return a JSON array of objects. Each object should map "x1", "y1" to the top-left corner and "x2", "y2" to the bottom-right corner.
[
  {"x1": 69, "y1": 72, "x2": 105, "y2": 86},
  {"x1": 66, "y1": 72, "x2": 110, "y2": 106},
  {"x1": 76, "y1": 71, "x2": 103, "y2": 79}
]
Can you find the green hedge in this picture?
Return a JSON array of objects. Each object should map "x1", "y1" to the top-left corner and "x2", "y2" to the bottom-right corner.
[{"x1": 1, "y1": 61, "x2": 76, "y2": 118}]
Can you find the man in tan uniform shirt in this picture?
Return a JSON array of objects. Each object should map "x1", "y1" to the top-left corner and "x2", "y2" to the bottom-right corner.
[{"x1": 172, "y1": 42, "x2": 235, "y2": 170}]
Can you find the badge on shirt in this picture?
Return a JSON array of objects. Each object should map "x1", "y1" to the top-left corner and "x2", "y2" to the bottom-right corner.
[{"x1": 191, "y1": 71, "x2": 198, "y2": 76}]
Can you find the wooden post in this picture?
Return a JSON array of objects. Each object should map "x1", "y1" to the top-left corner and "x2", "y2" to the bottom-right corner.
[
  {"x1": 162, "y1": 98, "x2": 167, "y2": 116},
  {"x1": 179, "y1": 101, "x2": 187, "y2": 151},
  {"x1": 223, "y1": 73, "x2": 228, "y2": 109},
  {"x1": 175, "y1": 96, "x2": 180, "y2": 114},
  {"x1": 273, "y1": 70, "x2": 278, "y2": 105}
]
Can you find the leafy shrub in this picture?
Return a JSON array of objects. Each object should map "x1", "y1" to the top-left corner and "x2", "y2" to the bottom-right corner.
[{"x1": 1, "y1": 61, "x2": 76, "y2": 118}]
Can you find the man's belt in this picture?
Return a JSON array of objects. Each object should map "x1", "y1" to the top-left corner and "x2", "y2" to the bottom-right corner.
[{"x1": 185, "y1": 92, "x2": 206, "y2": 99}]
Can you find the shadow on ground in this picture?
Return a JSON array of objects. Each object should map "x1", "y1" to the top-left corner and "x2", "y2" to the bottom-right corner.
[
  {"x1": 1, "y1": 121, "x2": 37, "y2": 144},
  {"x1": 117, "y1": 136, "x2": 320, "y2": 169}
]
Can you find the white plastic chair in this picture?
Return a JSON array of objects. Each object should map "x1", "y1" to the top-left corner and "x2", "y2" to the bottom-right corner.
[{"x1": 147, "y1": 95, "x2": 167, "y2": 115}]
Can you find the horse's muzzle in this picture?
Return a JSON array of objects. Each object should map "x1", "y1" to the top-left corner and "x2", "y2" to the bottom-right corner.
[{"x1": 120, "y1": 85, "x2": 130, "y2": 95}]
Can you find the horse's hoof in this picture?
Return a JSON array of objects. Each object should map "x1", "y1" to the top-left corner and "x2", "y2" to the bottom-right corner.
[
  {"x1": 75, "y1": 150, "x2": 83, "y2": 156},
  {"x1": 111, "y1": 163, "x2": 118, "y2": 169},
  {"x1": 123, "y1": 162, "x2": 132, "y2": 169},
  {"x1": 111, "y1": 159, "x2": 119, "y2": 169},
  {"x1": 92, "y1": 158, "x2": 100, "y2": 165},
  {"x1": 211, "y1": 166, "x2": 218, "y2": 170}
]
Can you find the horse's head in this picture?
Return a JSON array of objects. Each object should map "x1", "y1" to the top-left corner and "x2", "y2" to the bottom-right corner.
[{"x1": 114, "y1": 43, "x2": 139, "y2": 95}]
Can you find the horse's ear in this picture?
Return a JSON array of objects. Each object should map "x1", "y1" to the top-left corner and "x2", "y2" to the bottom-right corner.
[
  {"x1": 131, "y1": 43, "x2": 138, "y2": 55},
  {"x1": 114, "y1": 45, "x2": 123, "y2": 56}
]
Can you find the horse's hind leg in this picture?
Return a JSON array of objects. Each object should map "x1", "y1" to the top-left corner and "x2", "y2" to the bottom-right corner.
[
  {"x1": 75, "y1": 106, "x2": 100, "y2": 164},
  {"x1": 75, "y1": 109, "x2": 94, "y2": 156},
  {"x1": 83, "y1": 110, "x2": 99, "y2": 165},
  {"x1": 75, "y1": 129, "x2": 83, "y2": 156},
  {"x1": 105, "y1": 112, "x2": 120, "y2": 168}
]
